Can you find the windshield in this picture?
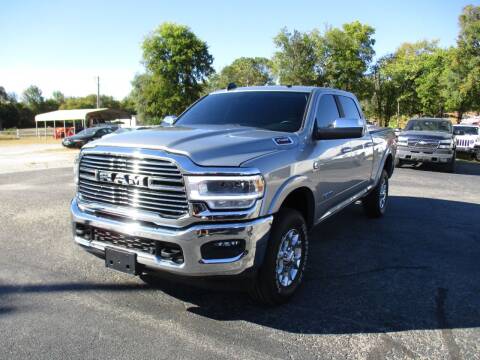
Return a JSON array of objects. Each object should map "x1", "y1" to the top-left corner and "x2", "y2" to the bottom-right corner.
[
  {"x1": 76, "y1": 128, "x2": 98, "y2": 136},
  {"x1": 454, "y1": 126, "x2": 478, "y2": 135},
  {"x1": 175, "y1": 91, "x2": 310, "y2": 132},
  {"x1": 405, "y1": 119, "x2": 452, "y2": 133}
]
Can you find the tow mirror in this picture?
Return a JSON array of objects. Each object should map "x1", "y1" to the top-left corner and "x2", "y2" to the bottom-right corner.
[
  {"x1": 314, "y1": 118, "x2": 364, "y2": 140},
  {"x1": 162, "y1": 115, "x2": 177, "y2": 127}
]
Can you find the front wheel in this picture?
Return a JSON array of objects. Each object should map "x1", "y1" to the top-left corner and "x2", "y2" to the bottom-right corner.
[
  {"x1": 444, "y1": 155, "x2": 456, "y2": 173},
  {"x1": 363, "y1": 170, "x2": 389, "y2": 218},
  {"x1": 475, "y1": 148, "x2": 480, "y2": 162},
  {"x1": 250, "y1": 208, "x2": 308, "y2": 305}
]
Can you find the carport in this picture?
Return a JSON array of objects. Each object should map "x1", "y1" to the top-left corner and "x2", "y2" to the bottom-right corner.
[{"x1": 35, "y1": 108, "x2": 131, "y2": 137}]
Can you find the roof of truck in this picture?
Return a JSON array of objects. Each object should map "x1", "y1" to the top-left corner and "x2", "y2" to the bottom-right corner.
[{"x1": 210, "y1": 85, "x2": 353, "y2": 96}]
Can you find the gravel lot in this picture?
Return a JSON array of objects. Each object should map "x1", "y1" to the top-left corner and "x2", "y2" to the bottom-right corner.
[{"x1": 0, "y1": 162, "x2": 479, "y2": 359}]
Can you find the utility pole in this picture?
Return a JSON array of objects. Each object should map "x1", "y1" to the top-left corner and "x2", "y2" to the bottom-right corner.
[{"x1": 96, "y1": 76, "x2": 100, "y2": 108}]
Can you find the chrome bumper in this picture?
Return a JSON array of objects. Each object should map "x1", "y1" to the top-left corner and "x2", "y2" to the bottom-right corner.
[
  {"x1": 71, "y1": 198, "x2": 273, "y2": 277},
  {"x1": 397, "y1": 149, "x2": 453, "y2": 162}
]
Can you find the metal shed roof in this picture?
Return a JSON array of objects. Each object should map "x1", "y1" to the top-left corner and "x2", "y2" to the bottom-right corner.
[{"x1": 35, "y1": 108, "x2": 128, "y2": 122}]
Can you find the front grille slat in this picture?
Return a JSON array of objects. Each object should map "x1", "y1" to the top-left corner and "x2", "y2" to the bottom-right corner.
[
  {"x1": 407, "y1": 140, "x2": 439, "y2": 152},
  {"x1": 80, "y1": 162, "x2": 182, "y2": 177},
  {"x1": 78, "y1": 153, "x2": 188, "y2": 218}
]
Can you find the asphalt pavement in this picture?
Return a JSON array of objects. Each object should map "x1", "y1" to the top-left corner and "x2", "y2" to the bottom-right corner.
[{"x1": 0, "y1": 161, "x2": 479, "y2": 359}]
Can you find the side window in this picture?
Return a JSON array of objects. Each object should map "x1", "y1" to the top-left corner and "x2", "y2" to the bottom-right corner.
[
  {"x1": 315, "y1": 95, "x2": 340, "y2": 128},
  {"x1": 338, "y1": 96, "x2": 361, "y2": 119}
]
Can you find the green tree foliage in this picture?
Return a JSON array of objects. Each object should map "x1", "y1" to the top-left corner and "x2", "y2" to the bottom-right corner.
[
  {"x1": 318, "y1": 21, "x2": 376, "y2": 96},
  {"x1": 440, "y1": 5, "x2": 480, "y2": 122},
  {"x1": 272, "y1": 28, "x2": 318, "y2": 85},
  {"x1": 21, "y1": 85, "x2": 44, "y2": 113},
  {"x1": 133, "y1": 23, "x2": 214, "y2": 123},
  {"x1": 60, "y1": 94, "x2": 121, "y2": 110},
  {"x1": 272, "y1": 22, "x2": 375, "y2": 98},
  {"x1": 206, "y1": 57, "x2": 273, "y2": 92}
]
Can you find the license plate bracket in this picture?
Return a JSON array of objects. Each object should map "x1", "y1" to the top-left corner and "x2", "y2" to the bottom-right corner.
[{"x1": 105, "y1": 247, "x2": 137, "y2": 275}]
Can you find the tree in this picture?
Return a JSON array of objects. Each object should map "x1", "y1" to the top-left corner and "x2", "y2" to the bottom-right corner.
[
  {"x1": 133, "y1": 22, "x2": 214, "y2": 122},
  {"x1": 206, "y1": 57, "x2": 273, "y2": 91},
  {"x1": 52, "y1": 91, "x2": 65, "y2": 106},
  {"x1": 60, "y1": 94, "x2": 121, "y2": 110},
  {"x1": 318, "y1": 21, "x2": 376, "y2": 96},
  {"x1": 441, "y1": 5, "x2": 480, "y2": 122},
  {"x1": 272, "y1": 28, "x2": 318, "y2": 85},
  {"x1": 21, "y1": 85, "x2": 44, "y2": 113}
]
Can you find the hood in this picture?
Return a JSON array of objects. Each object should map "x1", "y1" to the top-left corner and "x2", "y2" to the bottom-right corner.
[
  {"x1": 87, "y1": 125, "x2": 298, "y2": 167},
  {"x1": 399, "y1": 130, "x2": 452, "y2": 141}
]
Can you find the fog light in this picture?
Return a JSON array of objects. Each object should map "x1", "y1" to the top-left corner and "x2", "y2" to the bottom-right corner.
[{"x1": 201, "y1": 240, "x2": 246, "y2": 260}]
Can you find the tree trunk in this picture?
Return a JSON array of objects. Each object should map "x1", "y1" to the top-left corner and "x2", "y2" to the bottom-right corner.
[{"x1": 456, "y1": 111, "x2": 463, "y2": 124}]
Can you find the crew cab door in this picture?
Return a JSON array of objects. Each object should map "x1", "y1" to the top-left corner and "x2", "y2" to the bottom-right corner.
[
  {"x1": 311, "y1": 94, "x2": 359, "y2": 216},
  {"x1": 336, "y1": 95, "x2": 374, "y2": 194}
]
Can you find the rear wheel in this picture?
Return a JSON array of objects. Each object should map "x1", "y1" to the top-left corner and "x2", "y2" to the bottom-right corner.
[
  {"x1": 250, "y1": 208, "x2": 308, "y2": 305},
  {"x1": 363, "y1": 170, "x2": 389, "y2": 218},
  {"x1": 395, "y1": 158, "x2": 404, "y2": 168}
]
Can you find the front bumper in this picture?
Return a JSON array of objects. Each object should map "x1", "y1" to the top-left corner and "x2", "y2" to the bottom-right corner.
[
  {"x1": 71, "y1": 198, "x2": 273, "y2": 277},
  {"x1": 396, "y1": 148, "x2": 454, "y2": 163},
  {"x1": 456, "y1": 146, "x2": 477, "y2": 154}
]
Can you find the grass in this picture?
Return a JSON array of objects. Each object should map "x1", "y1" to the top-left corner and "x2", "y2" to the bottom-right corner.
[{"x1": 0, "y1": 136, "x2": 64, "y2": 147}]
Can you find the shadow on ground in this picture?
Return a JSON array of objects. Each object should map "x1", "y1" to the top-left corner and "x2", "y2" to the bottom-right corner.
[{"x1": 1, "y1": 196, "x2": 479, "y2": 335}]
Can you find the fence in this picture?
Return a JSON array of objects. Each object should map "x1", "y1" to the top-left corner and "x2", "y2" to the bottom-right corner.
[{"x1": 0, "y1": 128, "x2": 55, "y2": 138}]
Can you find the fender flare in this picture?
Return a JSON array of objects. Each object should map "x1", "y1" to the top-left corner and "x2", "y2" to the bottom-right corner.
[{"x1": 265, "y1": 175, "x2": 316, "y2": 216}]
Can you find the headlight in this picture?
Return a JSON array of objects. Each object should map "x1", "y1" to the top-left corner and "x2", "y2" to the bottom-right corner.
[
  {"x1": 73, "y1": 153, "x2": 80, "y2": 185},
  {"x1": 397, "y1": 136, "x2": 408, "y2": 146},
  {"x1": 438, "y1": 139, "x2": 454, "y2": 149},
  {"x1": 185, "y1": 175, "x2": 265, "y2": 210}
]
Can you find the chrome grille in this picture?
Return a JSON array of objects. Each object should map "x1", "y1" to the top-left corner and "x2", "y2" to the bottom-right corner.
[
  {"x1": 456, "y1": 138, "x2": 473, "y2": 147},
  {"x1": 407, "y1": 140, "x2": 439, "y2": 152},
  {"x1": 78, "y1": 153, "x2": 188, "y2": 218}
]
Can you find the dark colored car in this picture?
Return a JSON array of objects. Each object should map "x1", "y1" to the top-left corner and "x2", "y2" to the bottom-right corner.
[{"x1": 62, "y1": 126, "x2": 118, "y2": 148}]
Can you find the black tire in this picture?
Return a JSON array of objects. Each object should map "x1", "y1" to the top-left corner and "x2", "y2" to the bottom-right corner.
[
  {"x1": 250, "y1": 208, "x2": 308, "y2": 305},
  {"x1": 475, "y1": 149, "x2": 480, "y2": 162},
  {"x1": 444, "y1": 155, "x2": 456, "y2": 173},
  {"x1": 395, "y1": 158, "x2": 404, "y2": 168},
  {"x1": 363, "y1": 170, "x2": 389, "y2": 218}
]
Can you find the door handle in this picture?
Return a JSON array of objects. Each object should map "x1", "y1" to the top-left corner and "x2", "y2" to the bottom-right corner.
[{"x1": 341, "y1": 147, "x2": 352, "y2": 154}]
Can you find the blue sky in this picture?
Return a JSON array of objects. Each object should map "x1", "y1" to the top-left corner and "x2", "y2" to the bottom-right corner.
[{"x1": 1, "y1": 0, "x2": 478, "y2": 99}]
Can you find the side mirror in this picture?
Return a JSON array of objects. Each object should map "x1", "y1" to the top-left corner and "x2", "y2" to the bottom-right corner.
[
  {"x1": 314, "y1": 118, "x2": 364, "y2": 140},
  {"x1": 162, "y1": 115, "x2": 177, "y2": 126}
]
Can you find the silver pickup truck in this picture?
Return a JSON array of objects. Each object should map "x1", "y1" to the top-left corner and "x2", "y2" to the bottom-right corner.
[{"x1": 71, "y1": 86, "x2": 396, "y2": 304}]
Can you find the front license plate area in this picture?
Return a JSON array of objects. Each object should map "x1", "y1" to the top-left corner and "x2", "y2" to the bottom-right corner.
[{"x1": 105, "y1": 247, "x2": 137, "y2": 275}]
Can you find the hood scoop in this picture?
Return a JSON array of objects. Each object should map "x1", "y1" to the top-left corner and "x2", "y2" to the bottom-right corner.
[{"x1": 273, "y1": 136, "x2": 293, "y2": 145}]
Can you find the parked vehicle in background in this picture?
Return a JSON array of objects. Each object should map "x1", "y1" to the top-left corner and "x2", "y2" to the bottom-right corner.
[
  {"x1": 70, "y1": 86, "x2": 396, "y2": 305},
  {"x1": 62, "y1": 126, "x2": 118, "y2": 148},
  {"x1": 396, "y1": 118, "x2": 456, "y2": 172},
  {"x1": 453, "y1": 124, "x2": 480, "y2": 161}
]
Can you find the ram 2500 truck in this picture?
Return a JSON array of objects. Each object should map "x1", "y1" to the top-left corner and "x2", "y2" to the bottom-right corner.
[{"x1": 71, "y1": 86, "x2": 396, "y2": 304}]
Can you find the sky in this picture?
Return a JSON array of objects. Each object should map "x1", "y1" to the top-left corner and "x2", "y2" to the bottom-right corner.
[{"x1": 1, "y1": 0, "x2": 478, "y2": 100}]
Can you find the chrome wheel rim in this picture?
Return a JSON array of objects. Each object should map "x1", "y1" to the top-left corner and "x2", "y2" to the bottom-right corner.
[
  {"x1": 379, "y1": 177, "x2": 388, "y2": 209},
  {"x1": 276, "y1": 229, "x2": 302, "y2": 288}
]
